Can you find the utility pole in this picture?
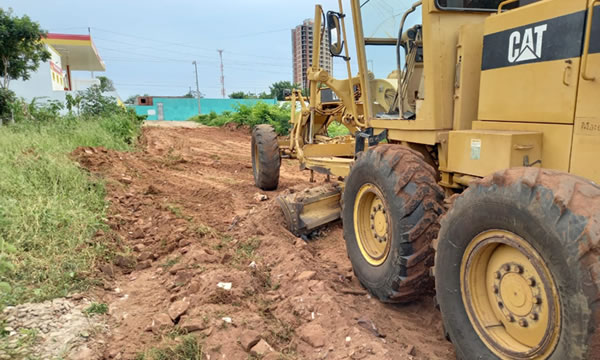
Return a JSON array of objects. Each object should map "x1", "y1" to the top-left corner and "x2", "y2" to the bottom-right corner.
[
  {"x1": 217, "y1": 50, "x2": 226, "y2": 98},
  {"x1": 192, "y1": 61, "x2": 201, "y2": 115}
]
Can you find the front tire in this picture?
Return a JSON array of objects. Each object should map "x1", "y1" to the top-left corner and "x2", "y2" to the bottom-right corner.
[
  {"x1": 342, "y1": 145, "x2": 445, "y2": 303},
  {"x1": 251, "y1": 124, "x2": 280, "y2": 190},
  {"x1": 435, "y1": 168, "x2": 600, "y2": 359}
]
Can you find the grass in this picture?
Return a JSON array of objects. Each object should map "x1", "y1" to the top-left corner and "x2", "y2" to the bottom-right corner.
[
  {"x1": 84, "y1": 302, "x2": 109, "y2": 316},
  {"x1": 136, "y1": 334, "x2": 203, "y2": 360},
  {"x1": 0, "y1": 114, "x2": 142, "y2": 308}
]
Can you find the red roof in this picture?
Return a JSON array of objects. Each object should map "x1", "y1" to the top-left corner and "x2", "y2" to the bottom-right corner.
[{"x1": 46, "y1": 33, "x2": 91, "y2": 41}]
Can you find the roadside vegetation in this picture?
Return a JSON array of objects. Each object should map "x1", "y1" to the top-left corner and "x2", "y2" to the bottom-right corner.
[
  {"x1": 190, "y1": 101, "x2": 351, "y2": 138},
  {"x1": 0, "y1": 87, "x2": 144, "y2": 308}
]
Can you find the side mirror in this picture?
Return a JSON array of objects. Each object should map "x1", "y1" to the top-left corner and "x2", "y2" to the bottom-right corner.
[{"x1": 327, "y1": 11, "x2": 344, "y2": 56}]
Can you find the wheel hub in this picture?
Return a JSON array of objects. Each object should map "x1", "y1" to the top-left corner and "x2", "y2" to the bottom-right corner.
[
  {"x1": 461, "y1": 231, "x2": 560, "y2": 359},
  {"x1": 353, "y1": 184, "x2": 391, "y2": 266}
]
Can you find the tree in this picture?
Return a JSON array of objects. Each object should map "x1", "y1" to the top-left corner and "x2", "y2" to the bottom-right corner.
[
  {"x1": 96, "y1": 76, "x2": 115, "y2": 92},
  {"x1": 0, "y1": 8, "x2": 50, "y2": 90},
  {"x1": 124, "y1": 94, "x2": 139, "y2": 105},
  {"x1": 229, "y1": 91, "x2": 247, "y2": 99},
  {"x1": 268, "y1": 81, "x2": 301, "y2": 101},
  {"x1": 78, "y1": 84, "x2": 119, "y2": 116}
]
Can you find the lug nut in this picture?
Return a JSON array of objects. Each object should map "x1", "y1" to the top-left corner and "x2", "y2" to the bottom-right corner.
[
  {"x1": 493, "y1": 285, "x2": 499, "y2": 294},
  {"x1": 518, "y1": 319, "x2": 528, "y2": 327},
  {"x1": 503, "y1": 264, "x2": 511, "y2": 272},
  {"x1": 382, "y1": 208, "x2": 386, "y2": 214},
  {"x1": 533, "y1": 297, "x2": 542, "y2": 305},
  {"x1": 373, "y1": 207, "x2": 377, "y2": 212},
  {"x1": 528, "y1": 277, "x2": 536, "y2": 287},
  {"x1": 494, "y1": 271, "x2": 501, "y2": 279},
  {"x1": 506, "y1": 314, "x2": 514, "y2": 322},
  {"x1": 377, "y1": 204, "x2": 382, "y2": 210},
  {"x1": 514, "y1": 265, "x2": 524, "y2": 274},
  {"x1": 498, "y1": 301, "x2": 504, "y2": 308},
  {"x1": 370, "y1": 214, "x2": 375, "y2": 220},
  {"x1": 371, "y1": 224, "x2": 375, "y2": 230},
  {"x1": 530, "y1": 313, "x2": 539, "y2": 321}
]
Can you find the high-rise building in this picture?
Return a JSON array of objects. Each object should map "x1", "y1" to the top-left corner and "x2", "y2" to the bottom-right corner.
[{"x1": 292, "y1": 19, "x2": 333, "y2": 90}]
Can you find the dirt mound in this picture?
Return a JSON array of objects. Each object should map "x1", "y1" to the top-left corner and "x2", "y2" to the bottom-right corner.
[{"x1": 72, "y1": 126, "x2": 454, "y2": 359}]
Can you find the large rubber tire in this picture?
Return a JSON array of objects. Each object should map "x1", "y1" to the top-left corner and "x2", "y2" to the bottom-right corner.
[
  {"x1": 342, "y1": 145, "x2": 445, "y2": 303},
  {"x1": 435, "y1": 168, "x2": 600, "y2": 359},
  {"x1": 251, "y1": 124, "x2": 280, "y2": 191}
]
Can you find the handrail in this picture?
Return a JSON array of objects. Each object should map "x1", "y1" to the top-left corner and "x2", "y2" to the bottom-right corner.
[
  {"x1": 497, "y1": 0, "x2": 519, "y2": 14},
  {"x1": 582, "y1": 0, "x2": 599, "y2": 81}
]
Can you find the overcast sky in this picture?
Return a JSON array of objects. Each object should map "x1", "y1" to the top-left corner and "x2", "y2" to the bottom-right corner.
[{"x1": 4, "y1": 0, "x2": 418, "y2": 99}]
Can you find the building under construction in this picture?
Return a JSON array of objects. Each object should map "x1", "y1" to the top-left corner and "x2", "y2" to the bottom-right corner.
[{"x1": 291, "y1": 19, "x2": 333, "y2": 89}]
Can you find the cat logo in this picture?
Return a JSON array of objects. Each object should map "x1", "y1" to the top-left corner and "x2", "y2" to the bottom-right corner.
[{"x1": 508, "y1": 24, "x2": 548, "y2": 63}]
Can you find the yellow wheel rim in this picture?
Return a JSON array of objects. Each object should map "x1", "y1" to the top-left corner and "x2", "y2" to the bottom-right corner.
[
  {"x1": 353, "y1": 183, "x2": 391, "y2": 266},
  {"x1": 461, "y1": 230, "x2": 561, "y2": 359}
]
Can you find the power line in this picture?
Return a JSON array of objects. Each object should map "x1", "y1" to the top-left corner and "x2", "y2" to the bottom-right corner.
[
  {"x1": 91, "y1": 27, "x2": 293, "y2": 62},
  {"x1": 95, "y1": 40, "x2": 291, "y2": 68}
]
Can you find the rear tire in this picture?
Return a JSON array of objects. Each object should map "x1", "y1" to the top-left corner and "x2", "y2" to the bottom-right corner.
[
  {"x1": 342, "y1": 145, "x2": 445, "y2": 303},
  {"x1": 251, "y1": 124, "x2": 280, "y2": 190},
  {"x1": 435, "y1": 168, "x2": 600, "y2": 359}
]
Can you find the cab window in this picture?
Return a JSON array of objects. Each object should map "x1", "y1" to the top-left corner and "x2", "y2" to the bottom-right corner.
[{"x1": 436, "y1": 0, "x2": 519, "y2": 11}]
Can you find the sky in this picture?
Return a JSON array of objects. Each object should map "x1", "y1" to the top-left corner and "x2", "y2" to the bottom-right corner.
[{"x1": 4, "y1": 0, "x2": 420, "y2": 99}]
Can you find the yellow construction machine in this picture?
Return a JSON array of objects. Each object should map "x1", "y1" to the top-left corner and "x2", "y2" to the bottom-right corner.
[{"x1": 251, "y1": 0, "x2": 600, "y2": 358}]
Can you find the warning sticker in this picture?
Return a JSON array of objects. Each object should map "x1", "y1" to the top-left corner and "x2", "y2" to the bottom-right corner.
[{"x1": 471, "y1": 139, "x2": 481, "y2": 160}]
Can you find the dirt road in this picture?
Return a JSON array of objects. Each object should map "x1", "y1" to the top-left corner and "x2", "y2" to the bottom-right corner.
[{"x1": 75, "y1": 125, "x2": 455, "y2": 359}]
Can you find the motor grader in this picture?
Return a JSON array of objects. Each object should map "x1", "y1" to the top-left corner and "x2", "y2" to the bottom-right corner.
[{"x1": 251, "y1": 0, "x2": 600, "y2": 358}]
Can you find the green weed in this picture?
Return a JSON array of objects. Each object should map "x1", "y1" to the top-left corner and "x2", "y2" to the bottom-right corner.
[
  {"x1": 137, "y1": 334, "x2": 203, "y2": 360},
  {"x1": 84, "y1": 302, "x2": 109, "y2": 315}
]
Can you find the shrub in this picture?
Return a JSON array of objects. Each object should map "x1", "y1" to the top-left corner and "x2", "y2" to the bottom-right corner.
[
  {"x1": 190, "y1": 102, "x2": 291, "y2": 135},
  {"x1": 0, "y1": 88, "x2": 16, "y2": 121}
]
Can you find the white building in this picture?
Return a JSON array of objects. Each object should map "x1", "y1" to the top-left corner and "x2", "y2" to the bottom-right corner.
[{"x1": 9, "y1": 33, "x2": 121, "y2": 105}]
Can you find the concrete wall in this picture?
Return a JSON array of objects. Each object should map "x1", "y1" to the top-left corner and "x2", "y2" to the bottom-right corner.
[{"x1": 132, "y1": 98, "x2": 278, "y2": 121}]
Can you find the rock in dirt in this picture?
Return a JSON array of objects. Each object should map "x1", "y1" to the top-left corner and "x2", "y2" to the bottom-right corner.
[
  {"x1": 168, "y1": 262, "x2": 187, "y2": 275},
  {"x1": 296, "y1": 270, "x2": 317, "y2": 281},
  {"x1": 99, "y1": 264, "x2": 115, "y2": 277},
  {"x1": 190, "y1": 249, "x2": 217, "y2": 264},
  {"x1": 114, "y1": 254, "x2": 136, "y2": 270},
  {"x1": 299, "y1": 323, "x2": 327, "y2": 348},
  {"x1": 239, "y1": 330, "x2": 261, "y2": 351},
  {"x1": 133, "y1": 243, "x2": 145, "y2": 252},
  {"x1": 150, "y1": 313, "x2": 173, "y2": 333},
  {"x1": 250, "y1": 339, "x2": 274, "y2": 356},
  {"x1": 357, "y1": 318, "x2": 386, "y2": 338},
  {"x1": 254, "y1": 193, "x2": 268, "y2": 202},
  {"x1": 136, "y1": 260, "x2": 152, "y2": 270},
  {"x1": 407, "y1": 344, "x2": 416, "y2": 356},
  {"x1": 217, "y1": 282, "x2": 232, "y2": 290},
  {"x1": 179, "y1": 316, "x2": 207, "y2": 332},
  {"x1": 168, "y1": 300, "x2": 190, "y2": 321}
]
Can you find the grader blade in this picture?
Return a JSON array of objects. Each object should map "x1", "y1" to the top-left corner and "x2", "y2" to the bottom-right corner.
[{"x1": 276, "y1": 184, "x2": 342, "y2": 237}]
